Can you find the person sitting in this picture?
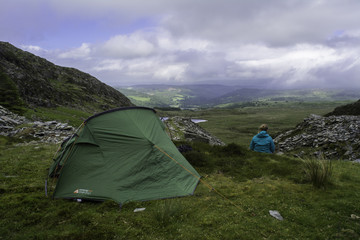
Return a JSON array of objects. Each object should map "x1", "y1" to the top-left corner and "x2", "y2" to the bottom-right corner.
[{"x1": 250, "y1": 124, "x2": 275, "y2": 153}]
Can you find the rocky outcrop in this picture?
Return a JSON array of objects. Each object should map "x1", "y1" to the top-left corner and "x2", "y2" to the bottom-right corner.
[
  {"x1": 0, "y1": 105, "x2": 74, "y2": 144},
  {"x1": 275, "y1": 114, "x2": 360, "y2": 161},
  {"x1": 163, "y1": 117, "x2": 225, "y2": 146},
  {"x1": 0, "y1": 105, "x2": 27, "y2": 130}
]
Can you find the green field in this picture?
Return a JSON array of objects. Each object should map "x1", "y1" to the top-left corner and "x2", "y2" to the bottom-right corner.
[
  {"x1": 118, "y1": 87, "x2": 186, "y2": 108},
  {"x1": 1, "y1": 101, "x2": 360, "y2": 239}
]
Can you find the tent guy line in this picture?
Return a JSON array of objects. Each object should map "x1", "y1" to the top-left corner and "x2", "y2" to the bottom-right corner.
[{"x1": 154, "y1": 144, "x2": 245, "y2": 212}]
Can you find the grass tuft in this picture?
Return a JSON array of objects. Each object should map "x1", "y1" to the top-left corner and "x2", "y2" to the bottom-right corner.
[
  {"x1": 152, "y1": 199, "x2": 185, "y2": 226},
  {"x1": 301, "y1": 156, "x2": 333, "y2": 189}
]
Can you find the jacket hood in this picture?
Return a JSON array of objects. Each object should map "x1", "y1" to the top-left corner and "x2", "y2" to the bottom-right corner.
[{"x1": 257, "y1": 131, "x2": 269, "y2": 138}]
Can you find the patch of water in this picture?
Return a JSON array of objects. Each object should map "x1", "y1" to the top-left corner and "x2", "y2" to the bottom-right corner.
[
  {"x1": 160, "y1": 117, "x2": 207, "y2": 123},
  {"x1": 191, "y1": 119, "x2": 208, "y2": 123}
]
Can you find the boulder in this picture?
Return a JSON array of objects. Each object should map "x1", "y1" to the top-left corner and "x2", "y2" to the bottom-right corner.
[{"x1": 163, "y1": 117, "x2": 225, "y2": 146}]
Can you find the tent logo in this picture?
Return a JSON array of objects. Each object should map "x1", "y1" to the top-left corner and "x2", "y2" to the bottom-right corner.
[{"x1": 74, "y1": 189, "x2": 93, "y2": 195}]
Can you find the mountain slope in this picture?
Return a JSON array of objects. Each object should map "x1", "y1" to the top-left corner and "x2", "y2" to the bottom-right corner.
[
  {"x1": 0, "y1": 41, "x2": 132, "y2": 113},
  {"x1": 325, "y1": 99, "x2": 360, "y2": 116}
]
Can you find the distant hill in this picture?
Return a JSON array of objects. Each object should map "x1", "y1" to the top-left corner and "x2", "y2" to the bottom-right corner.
[
  {"x1": 325, "y1": 99, "x2": 360, "y2": 116},
  {"x1": 118, "y1": 84, "x2": 235, "y2": 108},
  {"x1": 0, "y1": 41, "x2": 132, "y2": 114},
  {"x1": 209, "y1": 88, "x2": 281, "y2": 104},
  {"x1": 119, "y1": 85, "x2": 360, "y2": 109},
  {"x1": 210, "y1": 88, "x2": 360, "y2": 105}
]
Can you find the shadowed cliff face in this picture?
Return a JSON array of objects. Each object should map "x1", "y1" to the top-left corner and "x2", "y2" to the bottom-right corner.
[{"x1": 0, "y1": 41, "x2": 133, "y2": 113}]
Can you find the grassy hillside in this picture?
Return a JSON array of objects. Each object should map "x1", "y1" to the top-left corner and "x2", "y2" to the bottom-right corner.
[
  {"x1": 0, "y1": 41, "x2": 133, "y2": 116},
  {"x1": 0, "y1": 68, "x2": 25, "y2": 114},
  {"x1": 1, "y1": 102, "x2": 359, "y2": 239},
  {"x1": 325, "y1": 99, "x2": 360, "y2": 116}
]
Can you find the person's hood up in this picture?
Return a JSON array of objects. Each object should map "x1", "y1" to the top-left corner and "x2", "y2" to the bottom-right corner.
[{"x1": 257, "y1": 131, "x2": 269, "y2": 138}]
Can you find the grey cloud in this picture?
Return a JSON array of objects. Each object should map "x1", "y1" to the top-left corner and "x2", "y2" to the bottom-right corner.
[
  {"x1": 6, "y1": 0, "x2": 360, "y2": 88},
  {"x1": 6, "y1": 0, "x2": 360, "y2": 47},
  {"x1": 311, "y1": 57, "x2": 360, "y2": 89},
  {"x1": 167, "y1": 0, "x2": 360, "y2": 47},
  {"x1": 327, "y1": 33, "x2": 360, "y2": 48}
]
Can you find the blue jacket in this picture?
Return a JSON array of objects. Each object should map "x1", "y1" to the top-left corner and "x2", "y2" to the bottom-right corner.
[{"x1": 250, "y1": 131, "x2": 275, "y2": 153}]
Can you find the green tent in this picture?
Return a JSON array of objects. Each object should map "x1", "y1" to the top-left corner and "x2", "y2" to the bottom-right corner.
[{"x1": 48, "y1": 107, "x2": 200, "y2": 205}]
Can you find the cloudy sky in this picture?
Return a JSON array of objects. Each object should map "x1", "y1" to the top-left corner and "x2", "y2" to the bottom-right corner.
[{"x1": 1, "y1": 0, "x2": 360, "y2": 88}]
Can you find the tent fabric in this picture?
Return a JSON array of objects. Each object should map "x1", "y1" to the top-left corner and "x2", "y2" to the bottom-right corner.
[{"x1": 49, "y1": 107, "x2": 200, "y2": 204}]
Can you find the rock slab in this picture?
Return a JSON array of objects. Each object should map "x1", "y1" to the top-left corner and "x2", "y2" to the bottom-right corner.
[
  {"x1": 275, "y1": 114, "x2": 360, "y2": 160},
  {"x1": 0, "y1": 105, "x2": 75, "y2": 144}
]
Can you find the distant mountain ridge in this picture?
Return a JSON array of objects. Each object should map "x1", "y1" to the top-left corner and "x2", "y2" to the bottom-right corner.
[
  {"x1": 0, "y1": 41, "x2": 132, "y2": 113},
  {"x1": 119, "y1": 85, "x2": 360, "y2": 108}
]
